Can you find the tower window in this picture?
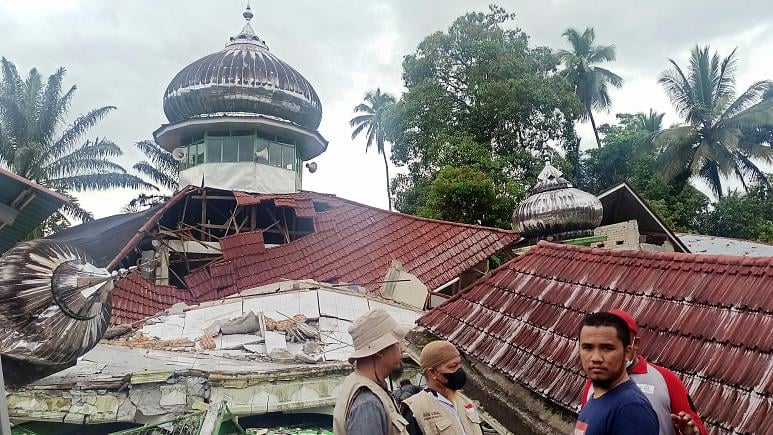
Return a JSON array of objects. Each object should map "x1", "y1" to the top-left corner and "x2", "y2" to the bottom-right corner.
[
  {"x1": 222, "y1": 137, "x2": 238, "y2": 162},
  {"x1": 207, "y1": 138, "x2": 222, "y2": 163},
  {"x1": 238, "y1": 137, "x2": 254, "y2": 162}
]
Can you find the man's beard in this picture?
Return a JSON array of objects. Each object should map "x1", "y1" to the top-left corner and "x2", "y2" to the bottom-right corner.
[
  {"x1": 590, "y1": 365, "x2": 625, "y2": 390},
  {"x1": 389, "y1": 362, "x2": 405, "y2": 382}
]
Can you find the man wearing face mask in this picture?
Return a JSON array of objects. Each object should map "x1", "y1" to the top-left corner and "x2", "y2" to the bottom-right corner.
[
  {"x1": 400, "y1": 340, "x2": 483, "y2": 435},
  {"x1": 333, "y1": 309, "x2": 412, "y2": 435}
]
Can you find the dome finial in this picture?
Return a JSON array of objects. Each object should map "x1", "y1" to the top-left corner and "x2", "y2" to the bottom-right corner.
[
  {"x1": 243, "y1": 1, "x2": 253, "y2": 22},
  {"x1": 228, "y1": 1, "x2": 268, "y2": 49}
]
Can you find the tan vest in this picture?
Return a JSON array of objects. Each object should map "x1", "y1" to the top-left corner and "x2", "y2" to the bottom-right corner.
[
  {"x1": 402, "y1": 390, "x2": 483, "y2": 435},
  {"x1": 333, "y1": 372, "x2": 409, "y2": 435}
]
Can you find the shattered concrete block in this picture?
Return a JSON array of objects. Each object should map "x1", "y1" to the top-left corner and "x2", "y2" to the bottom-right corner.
[
  {"x1": 269, "y1": 348, "x2": 294, "y2": 362},
  {"x1": 221, "y1": 311, "x2": 261, "y2": 335},
  {"x1": 159, "y1": 384, "x2": 188, "y2": 406},
  {"x1": 295, "y1": 353, "x2": 320, "y2": 364},
  {"x1": 303, "y1": 341, "x2": 323, "y2": 355}
]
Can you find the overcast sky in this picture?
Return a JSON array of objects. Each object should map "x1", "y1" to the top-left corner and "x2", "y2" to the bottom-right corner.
[{"x1": 1, "y1": 0, "x2": 772, "y2": 218}]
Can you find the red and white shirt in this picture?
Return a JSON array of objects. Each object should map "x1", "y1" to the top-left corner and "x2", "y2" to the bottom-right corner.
[{"x1": 581, "y1": 356, "x2": 707, "y2": 435}]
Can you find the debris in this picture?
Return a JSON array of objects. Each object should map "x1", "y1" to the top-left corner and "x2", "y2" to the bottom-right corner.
[
  {"x1": 303, "y1": 341, "x2": 323, "y2": 355},
  {"x1": 103, "y1": 324, "x2": 133, "y2": 340},
  {"x1": 269, "y1": 348, "x2": 294, "y2": 362},
  {"x1": 221, "y1": 311, "x2": 261, "y2": 335},
  {"x1": 294, "y1": 353, "x2": 320, "y2": 364},
  {"x1": 203, "y1": 320, "x2": 222, "y2": 337},
  {"x1": 167, "y1": 302, "x2": 190, "y2": 315},
  {"x1": 199, "y1": 335, "x2": 216, "y2": 350},
  {"x1": 110, "y1": 332, "x2": 195, "y2": 350}
]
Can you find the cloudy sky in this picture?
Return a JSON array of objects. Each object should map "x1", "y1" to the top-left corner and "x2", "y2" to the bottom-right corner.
[{"x1": 1, "y1": 0, "x2": 772, "y2": 218}]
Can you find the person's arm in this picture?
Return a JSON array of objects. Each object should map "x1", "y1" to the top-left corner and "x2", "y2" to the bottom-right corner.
[
  {"x1": 653, "y1": 365, "x2": 708, "y2": 435},
  {"x1": 580, "y1": 379, "x2": 592, "y2": 407},
  {"x1": 347, "y1": 390, "x2": 388, "y2": 435},
  {"x1": 400, "y1": 403, "x2": 424, "y2": 435},
  {"x1": 613, "y1": 403, "x2": 660, "y2": 435}
]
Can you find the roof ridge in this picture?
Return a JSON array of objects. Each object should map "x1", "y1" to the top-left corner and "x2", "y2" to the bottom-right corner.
[{"x1": 311, "y1": 192, "x2": 519, "y2": 235}]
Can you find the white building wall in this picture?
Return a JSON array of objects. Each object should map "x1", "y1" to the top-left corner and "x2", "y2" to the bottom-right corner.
[{"x1": 179, "y1": 162, "x2": 298, "y2": 193}]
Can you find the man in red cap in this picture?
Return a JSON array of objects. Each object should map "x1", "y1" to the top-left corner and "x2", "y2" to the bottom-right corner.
[{"x1": 580, "y1": 309, "x2": 707, "y2": 435}]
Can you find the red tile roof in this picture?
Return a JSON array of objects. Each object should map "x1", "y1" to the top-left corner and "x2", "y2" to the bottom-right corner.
[
  {"x1": 418, "y1": 241, "x2": 773, "y2": 435},
  {"x1": 110, "y1": 191, "x2": 519, "y2": 324}
]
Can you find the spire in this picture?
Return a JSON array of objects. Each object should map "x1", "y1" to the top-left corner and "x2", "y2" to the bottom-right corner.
[
  {"x1": 228, "y1": 2, "x2": 268, "y2": 49},
  {"x1": 531, "y1": 158, "x2": 572, "y2": 194}
]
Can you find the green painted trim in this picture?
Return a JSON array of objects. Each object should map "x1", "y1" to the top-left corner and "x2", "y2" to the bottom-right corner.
[{"x1": 563, "y1": 235, "x2": 607, "y2": 246}]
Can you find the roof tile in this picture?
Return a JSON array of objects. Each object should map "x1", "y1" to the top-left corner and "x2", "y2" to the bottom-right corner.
[{"x1": 419, "y1": 241, "x2": 773, "y2": 435}]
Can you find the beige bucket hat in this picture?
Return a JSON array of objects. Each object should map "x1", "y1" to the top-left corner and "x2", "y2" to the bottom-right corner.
[{"x1": 348, "y1": 309, "x2": 412, "y2": 363}]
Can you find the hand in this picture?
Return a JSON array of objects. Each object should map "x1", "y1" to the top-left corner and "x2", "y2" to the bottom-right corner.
[{"x1": 671, "y1": 411, "x2": 699, "y2": 435}]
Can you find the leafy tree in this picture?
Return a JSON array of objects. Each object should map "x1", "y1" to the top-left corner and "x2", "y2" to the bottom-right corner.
[
  {"x1": 578, "y1": 113, "x2": 709, "y2": 231},
  {"x1": 558, "y1": 27, "x2": 623, "y2": 148},
  {"x1": 636, "y1": 109, "x2": 665, "y2": 135},
  {"x1": 654, "y1": 46, "x2": 773, "y2": 198},
  {"x1": 696, "y1": 183, "x2": 773, "y2": 243},
  {"x1": 386, "y1": 6, "x2": 581, "y2": 227},
  {"x1": 126, "y1": 140, "x2": 179, "y2": 210},
  {"x1": 350, "y1": 88, "x2": 396, "y2": 210},
  {"x1": 0, "y1": 58, "x2": 152, "y2": 226}
]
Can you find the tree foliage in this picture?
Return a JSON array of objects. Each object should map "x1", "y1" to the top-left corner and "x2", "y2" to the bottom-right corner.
[
  {"x1": 126, "y1": 140, "x2": 179, "y2": 211},
  {"x1": 578, "y1": 113, "x2": 709, "y2": 231},
  {"x1": 386, "y1": 6, "x2": 581, "y2": 228},
  {"x1": 654, "y1": 46, "x2": 773, "y2": 198},
  {"x1": 350, "y1": 88, "x2": 396, "y2": 210},
  {"x1": 696, "y1": 183, "x2": 773, "y2": 243},
  {"x1": 0, "y1": 58, "x2": 153, "y2": 228},
  {"x1": 557, "y1": 27, "x2": 623, "y2": 148}
]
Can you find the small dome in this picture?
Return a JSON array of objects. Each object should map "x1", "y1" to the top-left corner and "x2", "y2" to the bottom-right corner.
[
  {"x1": 162, "y1": 5, "x2": 322, "y2": 130},
  {"x1": 513, "y1": 160, "x2": 603, "y2": 240}
]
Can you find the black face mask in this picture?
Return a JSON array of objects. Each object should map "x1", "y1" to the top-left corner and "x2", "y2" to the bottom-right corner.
[{"x1": 438, "y1": 367, "x2": 466, "y2": 391}]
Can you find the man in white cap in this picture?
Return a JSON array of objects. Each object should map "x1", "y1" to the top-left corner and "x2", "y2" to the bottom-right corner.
[{"x1": 333, "y1": 309, "x2": 412, "y2": 435}]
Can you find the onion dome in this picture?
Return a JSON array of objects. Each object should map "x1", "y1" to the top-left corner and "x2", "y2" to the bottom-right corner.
[
  {"x1": 513, "y1": 160, "x2": 603, "y2": 240},
  {"x1": 162, "y1": 4, "x2": 322, "y2": 130}
]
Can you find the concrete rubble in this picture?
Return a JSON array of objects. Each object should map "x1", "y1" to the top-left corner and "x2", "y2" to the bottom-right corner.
[{"x1": 7, "y1": 280, "x2": 422, "y2": 426}]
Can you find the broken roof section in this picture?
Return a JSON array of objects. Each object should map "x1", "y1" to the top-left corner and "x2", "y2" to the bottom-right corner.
[
  {"x1": 418, "y1": 241, "x2": 772, "y2": 435},
  {"x1": 0, "y1": 168, "x2": 70, "y2": 254},
  {"x1": 50, "y1": 187, "x2": 519, "y2": 324},
  {"x1": 8, "y1": 281, "x2": 421, "y2": 425}
]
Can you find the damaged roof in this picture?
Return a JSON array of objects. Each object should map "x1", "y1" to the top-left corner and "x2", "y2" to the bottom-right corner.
[
  {"x1": 0, "y1": 168, "x2": 70, "y2": 254},
  {"x1": 418, "y1": 241, "x2": 773, "y2": 435},
  {"x1": 60, "y1": 188, "x2": 518, "y2": 324}
]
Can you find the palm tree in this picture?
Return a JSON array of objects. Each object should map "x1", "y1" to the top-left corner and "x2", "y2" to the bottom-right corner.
[
  {"x1": 126, "y1": 140, "x2": 179, "y2": 211},
  {"x1": 0, "y1": 58, "x2": 152, "y2": 223},
  {"x1": 350, "y1": 88, "x2": 396, "y2": 210},
  {"x1": 558, "y1": 27, "x2": 624, "y2": 148},
  {"x1": 654, "y1": 46, "x2": 773, "y2": 198},
  {"x1": 636, "y1": 109, "x2": 665, "y2": 134}
]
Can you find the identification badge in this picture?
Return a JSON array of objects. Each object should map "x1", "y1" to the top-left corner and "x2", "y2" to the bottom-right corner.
[
  {"x1": 638, "y1": 384, "x2": 655, "y2": 395},
  {"x1": 574, "y1": 421, "x2": 588, "y2": 435}
]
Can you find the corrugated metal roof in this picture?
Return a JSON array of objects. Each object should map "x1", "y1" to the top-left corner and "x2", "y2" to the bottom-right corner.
[
  {"x1": 418, "y1": 241, "x2": 773, "y2": 435},
  {"x1": 0, "y1": 168, "x2": 69, "y2": 254},
  {"x1": 678, "y1": 233, "x2": 773, "y2": 257}
]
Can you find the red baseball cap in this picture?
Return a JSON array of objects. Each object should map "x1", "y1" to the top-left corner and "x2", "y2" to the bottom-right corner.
[{"x1": 609, "y1": 309, "x2": 638, "y2": 336}]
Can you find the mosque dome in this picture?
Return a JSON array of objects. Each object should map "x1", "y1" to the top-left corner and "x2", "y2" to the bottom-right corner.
[
  {"x1": 162, "y1": 5, "x2": 322, "y2": 130},
  {"x1": 513, "y1": 160, "x2": 603, "y2": 240}
]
